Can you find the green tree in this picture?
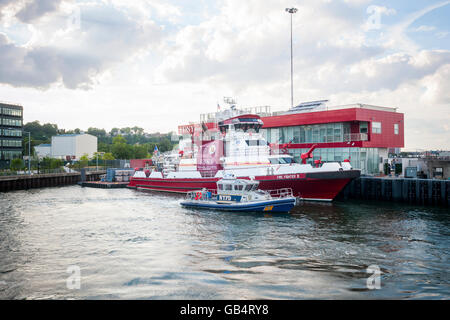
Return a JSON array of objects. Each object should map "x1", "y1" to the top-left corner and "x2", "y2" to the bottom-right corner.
[
  {"x1": 103, "y1": 153, "x2": 115, "y2": 160},
  {"x1": 88, "y1": 127, "x2": 107, "y2": 139},
  {"x1": 50, "y1": 158, "x2": 63, "y2": 169},
  {"x1": 79, "y1": 154, "x2": 89, "y2": 168},
  {"x1": 158, "y1": 138, "x2": 173, "y2": 153},
  {"x1": 110, "y1": 128, "x2": 120, "y2": 136},
  {"x1": 112, "y1": 135, "x2": 133, "y2": 159},
  {"x1": 10, "y1": 158, "x2": 24, "y2": 171},
  {"x1": 98, "y1": 142, "x2": 111, "y2": 153},
  {"x1": 113, "y1": 135, "x2": 127, "y2": 144},
  {"x1": 133, "y1": 144, "x2": 149, "y2": 159}
]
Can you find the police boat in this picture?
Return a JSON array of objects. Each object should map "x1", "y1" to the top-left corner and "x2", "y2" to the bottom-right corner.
[{"x1": 180, "y1": 175, "x2": 296, "y2": 213}]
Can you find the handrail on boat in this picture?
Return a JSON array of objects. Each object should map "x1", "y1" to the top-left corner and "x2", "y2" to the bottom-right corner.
[
  {"x1": 185, "y1": 189, "x2": 217, "y2": 201},
  {"x1": 185, "y1": 187, "x2": 294, "y2": 201},
  {"x1": 266, "y1": 188, "x2": 294, "y2": 198}
]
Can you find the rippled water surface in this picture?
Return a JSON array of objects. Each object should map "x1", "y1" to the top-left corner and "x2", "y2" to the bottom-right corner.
[{"x1": 0, "y1": 186, "x2": 449, "y2": 299}]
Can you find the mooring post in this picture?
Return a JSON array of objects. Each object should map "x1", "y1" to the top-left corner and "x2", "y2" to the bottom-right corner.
[{"x1": 81, "y1": 169, "x2": 86, "y2": 182}]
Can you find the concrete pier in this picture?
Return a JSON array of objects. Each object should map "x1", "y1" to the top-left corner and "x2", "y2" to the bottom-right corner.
[
  {"x1": 0, "y1": 170, "x2": 106, "y2": 193},
  {"x1": 338, "y1": 177, "x2": 450, "y2": 206}
]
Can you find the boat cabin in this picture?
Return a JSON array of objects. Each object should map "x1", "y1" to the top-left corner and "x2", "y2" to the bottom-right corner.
[
  {"x1": 218, "y1": 114, "x2": 264, "y2": 134},
  {"x1": 217, "y1": 178, "x2": 259, "y2": 195}
]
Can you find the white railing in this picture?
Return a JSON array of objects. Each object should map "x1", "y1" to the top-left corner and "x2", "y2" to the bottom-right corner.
[
  {"x1": 185, "y1": 187, "x2": 294, "y2": 201},
  {"x1": 186, "y1": 189, "x2": 217, "y2": 201},
  {"x1": 343, "y1": 133, "x2": 368, "y2": 142},
  {"x1": 200, "y1": 103, "x2": 397, "y2": 122}
]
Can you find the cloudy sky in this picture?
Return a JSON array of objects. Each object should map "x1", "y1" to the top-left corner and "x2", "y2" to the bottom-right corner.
[{"x1": 0, "y1": 0, "x2": 449, "y2": 150}]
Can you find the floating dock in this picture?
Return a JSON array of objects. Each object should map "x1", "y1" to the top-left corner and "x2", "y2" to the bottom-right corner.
[{"x1": 78, "y1": 181, "x2": 129, "y2": 189}]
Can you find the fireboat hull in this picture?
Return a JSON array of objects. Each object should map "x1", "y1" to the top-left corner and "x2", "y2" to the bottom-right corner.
[{"x1": 128, "y1": 170, "x2": 360, "y2": 201}]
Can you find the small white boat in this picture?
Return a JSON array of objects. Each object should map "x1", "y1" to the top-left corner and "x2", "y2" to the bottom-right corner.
[{"x1": 180, "y1": 175, "x2": 296, "y2": 213}]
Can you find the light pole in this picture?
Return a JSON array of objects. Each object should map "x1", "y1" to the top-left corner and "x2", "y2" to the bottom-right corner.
[
  {"x1": 24, "y1": 131, "x2": 31, "y2": 175},
  {"x1": 285, "y1": 7, "x2": 298, "y2": 110},
  {"x1": 96, "y1": 152, "x2": 105, "y2": 171}
]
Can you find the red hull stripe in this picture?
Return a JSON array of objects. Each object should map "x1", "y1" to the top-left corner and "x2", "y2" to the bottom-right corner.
[
  {"x1": 137, "y1": 187, "x2": 186, "y2": 194},
  {"x1": 136, "y1": 184, "x2": 201, "y2": 190}
]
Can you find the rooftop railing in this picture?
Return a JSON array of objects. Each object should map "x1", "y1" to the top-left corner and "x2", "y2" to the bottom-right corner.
[{"x1": 200, "y1": 103, "x2": 397, "y2": 123}]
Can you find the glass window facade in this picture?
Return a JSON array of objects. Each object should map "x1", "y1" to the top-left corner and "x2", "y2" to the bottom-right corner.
[
  {"x1": 2, "y1": 118, "x2": 22, "y2": 127},
  {"x1": 1, "y1": 140, "x2": 22, "y2": 147},
  {"x1": 1, "y1": 150, "x2": 22, "y2": 160},
  {"x1": 261, "y1": 122, "x2": 350, "y2": 144},
  {"x1": 1, "y1": 129, "x2": 22, "y2": 137},
  {"x1": 261, "y1": 120, "x2": 388, "y2": 175},
  {"x1": 394, "y1": 124, "x2": 399, "y2": 135},
  {"x1": 1, "y1": 107, "x2": 22, "y2": 117}
]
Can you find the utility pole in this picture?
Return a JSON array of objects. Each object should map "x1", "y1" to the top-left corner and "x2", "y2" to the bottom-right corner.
[
  {"x1": 25, "y1": 131, "x2": 31, "y2": 175},
  {"x1": 285, "y1": 7, "x2": 298, "y2": 109}
]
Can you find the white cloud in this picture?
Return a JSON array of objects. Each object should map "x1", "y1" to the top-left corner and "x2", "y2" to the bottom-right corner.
[
  {"x1": 0, "y1": 1, "x2": 163, "y2": 89},
  {"x1": 412, "y1": 25, "x2": 436, "y2": 32},
  {"x1": 15, "y1": 0, "x2": 65, "y2": 23}
]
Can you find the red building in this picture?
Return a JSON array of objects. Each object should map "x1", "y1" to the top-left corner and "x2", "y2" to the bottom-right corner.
[{"x1": 260, "y1": 102, "x2": 404, "y2": 174}]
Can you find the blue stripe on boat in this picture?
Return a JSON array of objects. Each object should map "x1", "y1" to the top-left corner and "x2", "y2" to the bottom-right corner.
[{"x1": 180, "y1": 198, "x2": 296, "y2": 213}]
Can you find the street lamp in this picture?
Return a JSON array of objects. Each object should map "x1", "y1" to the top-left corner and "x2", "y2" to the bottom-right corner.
[
  {"x1": 96, "y1": 152, "x2": 105, "y2": 171},
  {"x1": 25, "y1": 131, "x2": 31, "y2": 175},
  {"x1": 285, "y1": 7, "x2": 298, "y2": 110}
]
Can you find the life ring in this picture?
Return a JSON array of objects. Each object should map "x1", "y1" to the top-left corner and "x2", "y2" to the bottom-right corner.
[{"x1": 195, "y1": 192, "x2": 202, "y2": 200}]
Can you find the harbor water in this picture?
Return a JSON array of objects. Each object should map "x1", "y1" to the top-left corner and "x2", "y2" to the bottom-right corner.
[{"x1": 0, "y1": 186, "x2": 449, "y2": 299}]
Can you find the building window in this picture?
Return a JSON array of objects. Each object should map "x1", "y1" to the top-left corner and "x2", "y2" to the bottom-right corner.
[
  {"x1": 2, "y1": 150, "x2": 22, "y2": 160},
  {"x1": 360, "y1": 122, "x2": 368, "y2": 134},
  {"x1": 394, "y1": 124, "x2": 399, "y2": 135},
  {"x1": 1, "y1": 108, "x2": 22, "y2": 117},
  {"x1": 271, "y1": 122, "x2": 348, "y2": 144},
  {"x1": 2, "y1": 140, "x2": 22, "y2": 147},
  {"x1": 2, "y1": 118, "x2": 22, "y2": 127},
  {"x1": 372, "y1": 122, "x2": 382, "y2": 134},
  {"x1": 2, "y1": 129, "x2": 22, "y2": 137}
]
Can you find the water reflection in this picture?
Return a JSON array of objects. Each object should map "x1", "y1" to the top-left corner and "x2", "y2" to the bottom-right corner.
[{"x1": 0, "y1": 186, "x2": 449, "y2": 299}]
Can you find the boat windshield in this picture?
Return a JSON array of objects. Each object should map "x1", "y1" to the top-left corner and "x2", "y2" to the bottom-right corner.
[
  {"x1": 269, "y1": 157, "x2": 294, "y2": 164},
  {"x1": 245, "y1": 184, "x2": 258, "y2": 191}
]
